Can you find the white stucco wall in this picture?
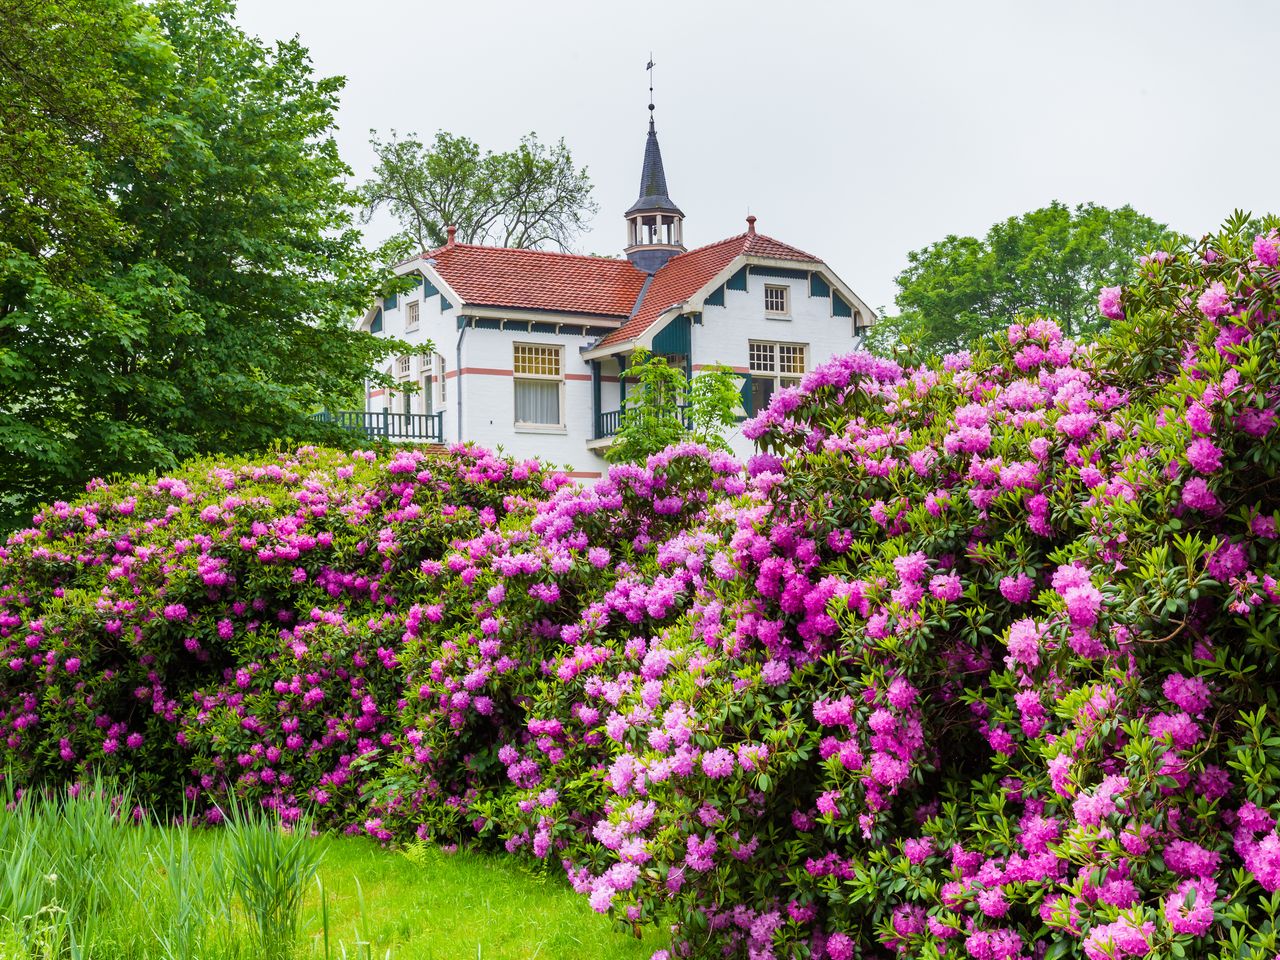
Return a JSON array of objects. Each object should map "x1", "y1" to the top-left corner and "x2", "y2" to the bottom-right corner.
[{"x1": 456, "y1": 325, "x2": 609, "y2": 477}]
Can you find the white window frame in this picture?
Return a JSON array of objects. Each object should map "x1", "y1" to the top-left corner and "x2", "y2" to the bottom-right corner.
[
  {"x1": 513, "y1": 342, "x2": 565, "y2": 431},
  {"x1": 397, "y1": 355, "x2": 411, "y2": 377},
  {"x1": 749, "y1": 340, "x2": 807, "y2": 410},
  {"x1": 405, "y1": 299, "x2": 420, "y2": 332},
  {"x1": 764, "y1": 284, "x2": 790, "y2": 317},
  {"x1": 435, "y1": 353, "x2": 447, "y2": 406}
]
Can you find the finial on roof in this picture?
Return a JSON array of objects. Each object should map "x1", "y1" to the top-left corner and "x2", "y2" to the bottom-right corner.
[
  {"x1": 446, "y1": 224, "x2": 457, "y2": 247},
  {"x1": 746, "y1": 215, "x2": 757, "y2": 236}
]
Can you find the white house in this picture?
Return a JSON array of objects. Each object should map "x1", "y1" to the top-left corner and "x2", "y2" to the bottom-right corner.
[{"x1": 353, "y1": 107, "x2": 874, "y2": 479}]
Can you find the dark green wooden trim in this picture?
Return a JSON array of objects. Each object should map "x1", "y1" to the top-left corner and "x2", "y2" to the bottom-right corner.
[
  {"x1": 440, "y1": 298, "x2": 453, "y2": 312},
  {"x1": 749, "y1": 266, "x2": 809, "y2": 280},
  {"x1": 652, "y1": 314, "x2": 692, "y2": 356},
  {"x1": 475, "y1": 317, "x2": 501, "y2": 330},
  {"x1": 809, "y1": 273, "x2": 831, "y2": 298},
  {"x1": 532, "y1": 322, "x2": 558, "y2": 334},
  {"x1": 833, "y1": 293, "x2": 853, "y2": 318},
  {"x1": 384, "y1": 292, "x2": 399, "y2": 310},
  {"x1": 726, "y1": 266, "x2": 748, "y2": 291},
  {"x1": 591, "y1": 360, "x2": 602, "y2": 437},
  {"x1": 370, "y1": 308, "x2": 383, "y2": 334},
  {"x1": 423, "y1": 278, "x2": 440, "y2": 298},
  {"x1": 502, "y1": 319, "x2": 531, "y2": 332},
  {"x1": 739, "y1": 371, "x2": 753, "y2": 415},
  {"x1": 704, "y1": 285, "x2": 725, "y2": 308}
]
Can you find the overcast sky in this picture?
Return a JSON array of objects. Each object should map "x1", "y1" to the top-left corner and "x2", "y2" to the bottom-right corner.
[{"x1": 233, "y1": 0, "x2": 1280, "y2": 313}]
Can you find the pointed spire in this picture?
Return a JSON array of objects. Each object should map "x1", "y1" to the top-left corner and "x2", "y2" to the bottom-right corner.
[{"x1": 625, "y1": 65, "x2": 682, "y2": 218}]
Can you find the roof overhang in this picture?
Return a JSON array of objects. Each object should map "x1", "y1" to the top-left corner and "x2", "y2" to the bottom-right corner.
[
  {"x1": 463, "y1": 305, "x2": 624, "y2": 327},
  {"x1": 581, "y1": 252, "x2": 874, "y2": 361}
]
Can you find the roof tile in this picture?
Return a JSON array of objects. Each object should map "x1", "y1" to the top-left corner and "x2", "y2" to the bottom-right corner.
[
  {"x1": 598, "y1": 230, "x2": 820, "y2": 347},
  {"x1": 409, "y1": 229, "x2": 822, "y2": 349},
  {"x1": 420, "y1": 244, "x2": 648, "y2": 318}
]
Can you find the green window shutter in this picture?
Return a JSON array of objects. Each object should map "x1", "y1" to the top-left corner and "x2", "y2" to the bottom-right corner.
[
  {"x1": 726, "y1": 267, "x2": 748, "y2": 292},
  {"x1": 809, "y1": 273, "x2": 831, "y2": 298},
  {"x1": 833, "y1": 293, "x2": 853, "y2": 318},
  {"x1": 739, "y1": 372, "x2": 754, "y2": 415},
  {"x1": 385, "y1": 292, "x2": 398, "y2": 310},
  {"x1": 370, "y1": 308, "x2": 383, "y2": 333}
]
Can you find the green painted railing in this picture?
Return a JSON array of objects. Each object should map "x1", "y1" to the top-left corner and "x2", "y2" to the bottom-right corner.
[
  {"x1": 594, "y1": 406, "x2": 693, "y2": 440},
  {"x1": 311, "y1": 409, "x2": 444, "y2": 443}
]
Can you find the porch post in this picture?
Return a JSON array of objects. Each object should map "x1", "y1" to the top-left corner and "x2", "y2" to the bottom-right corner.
[
  {"x1": 591, "y1": 359, "x2": 602, "y2": 439},
  {"x1": 619, "y1": 353, "x2": 628, "y2": 412}
]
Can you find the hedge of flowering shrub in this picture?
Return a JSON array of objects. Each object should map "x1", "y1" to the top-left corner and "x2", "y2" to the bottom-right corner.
[{"x1": 4, "y1": 215, "x2": 1280, "y2": 959}]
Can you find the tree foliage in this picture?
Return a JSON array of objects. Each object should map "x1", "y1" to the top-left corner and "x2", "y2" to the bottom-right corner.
[
  {"x1": 361, "y1": 130, "x2": 598, "y2": 252},
  {"x1": 604, "y1": 350, "x2": 742, "y2": 464},
  {"x1": 0, "y1": 0, "x2": 401, "y2": 528},
  {"x1": 870, "y1": 201, "x2": 1183, "y2": 357}
]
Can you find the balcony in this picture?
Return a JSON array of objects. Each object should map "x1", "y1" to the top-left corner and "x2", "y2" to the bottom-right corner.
[
  {"x1": 593, "y1": 406, "x2": 693, "y2": 441},
  {"x1": 311, "y1": 409, "x2": 445, "y2": 443}
]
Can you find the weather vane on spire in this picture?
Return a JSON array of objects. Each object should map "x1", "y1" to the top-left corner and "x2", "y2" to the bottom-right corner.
[{"x1": 646, "y1": 54, "x2": 655, "y2": 113}]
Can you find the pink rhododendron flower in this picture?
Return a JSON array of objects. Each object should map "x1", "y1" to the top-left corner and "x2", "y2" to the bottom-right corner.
[
  {"x1": 1098, "y1": 286, "x2": 1124, "y2": 320},
  {"x1": 1186, "y1": 437, "x2": 1223, "y2": 474},
  {"x1": 1163, "y1": 878, "x2": 1216, "y2": 936},
  {"x1": 1182, "y1": 477, "x2": 1218, "y2": 511},
  {"x1": 1197, "y1": 281, "x2": 1231, "y2": 319},
  {"x1": 1253, "y1": 229, "x2": 1279, "y2": 267}
]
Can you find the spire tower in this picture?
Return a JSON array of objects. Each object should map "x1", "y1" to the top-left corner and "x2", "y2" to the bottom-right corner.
[{"x1": 624, "y1": 58, "x2": 684, "y2": 273}]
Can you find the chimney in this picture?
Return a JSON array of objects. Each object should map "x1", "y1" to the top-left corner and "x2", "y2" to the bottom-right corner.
[
  {"x1": 446, "y1": 224, "x2": 457, "y2": 247},
  {"x1": 746, "y1": 215, "x2": 757, "y2": 236}
]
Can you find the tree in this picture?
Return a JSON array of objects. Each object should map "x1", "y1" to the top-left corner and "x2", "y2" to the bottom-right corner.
[
  {"x1": 872, "y1": 202, "x2": 1184, "y2": 357},
  {"x1": 605, "y1": 352, "x2": 742, "y2": 464},
  {"x1": 0, "y1": 0, "x2": 404, "y2": 528},
  {"x1": 361, "y1": 130, "x2": 598, "y2": 252}
]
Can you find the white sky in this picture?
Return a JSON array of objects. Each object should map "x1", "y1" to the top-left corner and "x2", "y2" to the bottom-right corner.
[{"x1": 233, "y1": 0, "x2": 1280, "y2": 313}]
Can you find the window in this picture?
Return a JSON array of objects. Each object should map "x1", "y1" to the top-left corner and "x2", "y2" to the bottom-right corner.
[
  {"x1": 397, "y1": 355, "x2": 411, "y2": 377},
  {"x1": 436, "y1": 353, "x2": 446, "y2": 404},
  {"x1": 421, "y1": 373, "x2": 433, "y2": 415},
  {"x1": 513, "y1": 343, "x2": 562, "y2": 426},
  {"x1": 853, "y1": 308, "x2": 870, "y2": 337},
  {"x1": 405, "y1": 299, "x2": 420, "y2": 332},
  {"x1": 749, "y1": 341, "x2": 807, "y2": 412},
  {"x1": 764, "y1": 284, "x2": 789, "y2": 315}
]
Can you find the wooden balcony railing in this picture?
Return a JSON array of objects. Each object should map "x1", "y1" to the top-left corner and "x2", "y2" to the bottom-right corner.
[{"x1": 311, "y1": 409, "x2": 444, "y2": 443}]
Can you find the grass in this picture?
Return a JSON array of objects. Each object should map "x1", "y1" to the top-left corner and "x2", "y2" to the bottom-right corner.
[{"x1": 0, "y1": 784, "x2": 663, "y2": 960}]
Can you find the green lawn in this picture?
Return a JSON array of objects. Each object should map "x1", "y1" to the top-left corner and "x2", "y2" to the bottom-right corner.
[
  {"x1": 0, "y1": 789, "x2": 663, "y2": 960},
  {"x1": 304, "y1": 837, "x2": 662, "y2": 960}
]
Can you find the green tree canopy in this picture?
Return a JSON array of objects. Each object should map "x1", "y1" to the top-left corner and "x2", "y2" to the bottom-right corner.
[
  {"x1": 0, "y1": 0, "x2": 402, "y2": 527},
  {"x1": 869, "y1": 201, "x2": 1184, "y2": 357},
  {"x1": 361, "y1": 130, "x2": 598, "y2": 252}
]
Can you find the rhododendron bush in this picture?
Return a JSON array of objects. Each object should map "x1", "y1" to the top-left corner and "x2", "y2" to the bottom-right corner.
[{"x1": 4, "y1": 215, "x2": 1280, "y2": 960}]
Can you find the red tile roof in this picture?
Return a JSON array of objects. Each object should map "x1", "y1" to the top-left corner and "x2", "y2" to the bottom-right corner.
[
  {"x1": 408, "y1": 228, "x2": 822, "y2": 350},
  {"x1": 419, "y1": 243, "x2": 647, "y2": 318},
  {"x1": 597, "y1": 229, "x2": 821, "y2": 347}
]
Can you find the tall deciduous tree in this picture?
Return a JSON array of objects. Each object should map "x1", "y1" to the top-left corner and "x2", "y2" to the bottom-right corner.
[
  {"x1": 870, "y1": 202, "x2": 1183, "y2": 356},
  {"x1": 0, "y1": 0, "x2": 403, "y2": 527},
  {"x1": 361, "y1": 130, "x2": 598, "y2": 252}
]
